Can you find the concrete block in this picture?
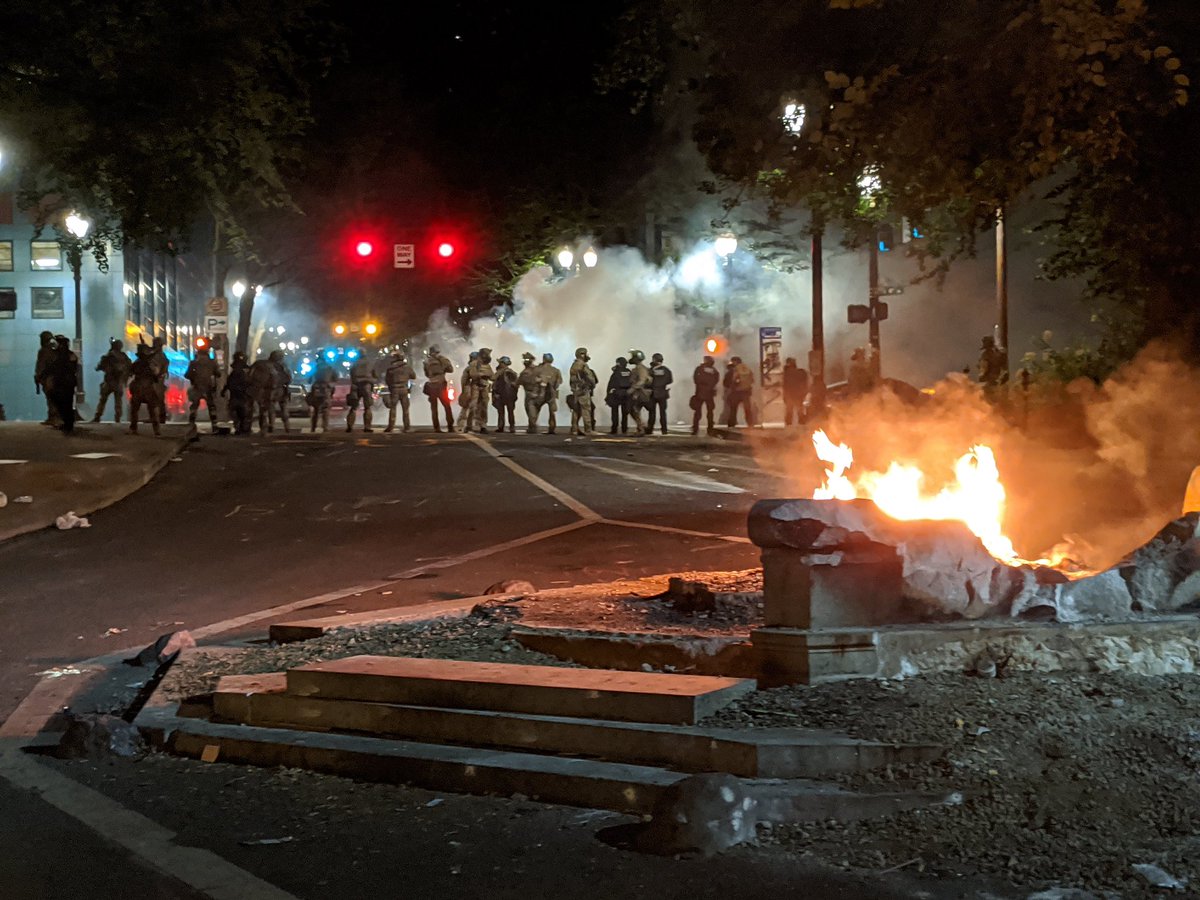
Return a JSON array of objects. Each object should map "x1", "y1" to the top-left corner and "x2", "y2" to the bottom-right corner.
[
  {"x1": 286, "y1": 656, "x2": 756, "y2": 725},
  {"x1": 509, "y1": 627, "x2": 756, "y2": 678},
  {"x1": 751, "y1": 627, "x2": 880, "y2": 687}
]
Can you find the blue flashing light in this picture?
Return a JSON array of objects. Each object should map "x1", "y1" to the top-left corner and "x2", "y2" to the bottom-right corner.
[
  {"x1": 299, "y1": 362, "x2": 313, "y2": 376},
  {"x1": 325, "y1": 350, "x2": 337, "y2": 361},
  {"x1": 347, "y1": 349, "x2": 359, "y2": 360},
  {"x1": 911, "y1": 225, "x2": 925, "y2": 239},
  {"x1": 878, "y1": 240, "x2": 890, "y2": 252}
]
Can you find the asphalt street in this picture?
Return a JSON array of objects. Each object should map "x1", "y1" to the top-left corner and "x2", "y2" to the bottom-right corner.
[{"x1": 0, "y1": 426, "x2": 779, "y2": 723}]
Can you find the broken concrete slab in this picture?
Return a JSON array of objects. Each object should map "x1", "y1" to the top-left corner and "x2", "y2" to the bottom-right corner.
[
  {"x1": 286, "y1": 656, "x2": 756, "y2": 725},
  {"x1": 509, "y1": 626, "x2": 756, "y2": 678},
  {"x1": 210, "y1": 673, "x2": 942, "y2": 778}
]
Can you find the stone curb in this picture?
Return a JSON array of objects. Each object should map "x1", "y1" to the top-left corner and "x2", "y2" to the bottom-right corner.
[{"x1": 0, "y1": 431, "x2": 190, "y2": 544}]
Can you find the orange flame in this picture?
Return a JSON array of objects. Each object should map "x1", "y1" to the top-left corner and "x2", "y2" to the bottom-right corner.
[{"x1": 811, "y1": 429, "x2": 1020, "y2": 562}]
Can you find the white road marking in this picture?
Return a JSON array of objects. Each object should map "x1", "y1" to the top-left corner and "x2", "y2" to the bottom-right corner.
[
  {"x1": 555, "y1": 453, "x2": 746, "y2": 494},
  {"x1": 600, "y1": 518, "x2": 752, "y2": 544},
  {"x1": 0, "y1": 745, "x2": 298, "y2": 899},
  {"x1": 0, "y1": 459, "x2": 29, "y2": 465},
  {"x1": 461, "y1": 433, "x2": 602, "y2": 519},
  {"x1": 383, "y1": 519, "x2": 595, "y2": 580}
]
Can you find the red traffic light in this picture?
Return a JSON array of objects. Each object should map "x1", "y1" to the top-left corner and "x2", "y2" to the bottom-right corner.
[
  {"x1": 195, "y1": 336, "x2": 209, "y2": 350},
  {"x1": 437, "y1": 241, "x2": 455, "y2": 259},
  {"x1": 355, "y1": 240, "x2": 375, "y2": 258}
]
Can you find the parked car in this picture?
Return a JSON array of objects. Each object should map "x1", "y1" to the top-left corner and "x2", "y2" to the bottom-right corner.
[{"x1": 286, "y1": 383, "x2": 309, "y2": 418}]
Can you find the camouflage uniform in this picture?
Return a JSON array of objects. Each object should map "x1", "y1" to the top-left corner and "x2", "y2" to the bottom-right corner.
[
  {"x1": 463, "y1": 348, "x2": 495, "y2": 433},
  {"x1": 248, "y1": 356, "x2": 279, "y2": 433},
  {"x1": 92, "y1": 340, "x2": 132, "y2": 423},
  {"x1": 128, "y1": 345, "x2": 161, "y2": 435},
  {"x1": 345, "y1": 356, "x2": 378, "y2": 433},
  {"x1": 383, "y1": 354, "x2": 415, "y2": 432},
  {"x1": 568, "y1": 347, "x2": 597, "y2": 435},
  {"x1": 185, "y1": 350, "x2": 220, "y2": 427},
  {"x1": 532, "y1": 353, "x2": 562, "y2": 435},
  {"x1": 627, "y1": 349, "x2": 651, "y2": 435},
  {"x1": 423, "y1": 346, "x2": 455, "y2": 432},
  {"x1": 516, "y1": 352, "x2": 543, "y2": 433},
  {"x1": 148, "y1": 337, "x2": 169, "y2": 424},
  {"x1": 307, "y1": 362, "x2": 338, "y2": 432}
]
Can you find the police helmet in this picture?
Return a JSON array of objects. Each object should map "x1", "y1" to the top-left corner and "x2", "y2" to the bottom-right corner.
[
  {"x1": 981, "y1": 335, "x2": 995, "y2": 348},
  {"x1": 651, "y1": 352, "x2": 663, "y2": 363},
  {"x1": 575, "y1": 347, "x2": 588, "y2": 359},
  {"x1": 542, "y1": 352, "x2": 553, "y2": 363},
  {"x1": 521, "y1": 351, "x2": 535, "y2": 363},
  {"x1": 269, "y1": 349, "x2": 284, "y2": 361},
  {"x1": 469, "y1": 351, "x2": 479, "y2": 360},
  {"x1": 111, "y1": 339, "x2": 123, "y2": 352},
  {"x1": 730, "y1": 356, "x2": 742, "y2": 364},
  {"x1": 616, "y1": 356, "x2": 628, "y2": 366},
  {"x1": 479, "y1": 347, "x2": 492, "y2": 361},
  {"x1": 499, "y1": 356, "x2": 511, "y2": 366},
  {"x1": 703, "y1": 355, "x2": 714, "y2": 365},
  {"x1": 628, "y1": 349, "x2": 644, "y2": 363},
  {"x1": 428, "y1": 345, "x2": 441, "y2": 355}
]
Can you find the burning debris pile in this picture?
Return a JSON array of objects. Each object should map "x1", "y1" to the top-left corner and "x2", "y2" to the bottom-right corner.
[{"x1": 748, "y1": 430, "x2": 1200, "y2": 626}]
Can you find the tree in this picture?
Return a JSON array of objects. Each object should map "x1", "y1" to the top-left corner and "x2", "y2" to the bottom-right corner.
[
  {"x1": 0, "y1": 0, "x2": 339, "y2": 264},
  {"x1": 605, "y1": 0, "x2": 1194, "y2": 350}
]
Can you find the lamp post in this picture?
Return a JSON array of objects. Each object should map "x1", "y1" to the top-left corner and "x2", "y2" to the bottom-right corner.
[
  {"x1": 556, "y1": 248, "x2": 575, "y2": 270},
  {"x1": 65, "y1": 212, "x2": 91, "y2": 402},
  {"x1": 714, "y1": 232, "x2": 737, "y2": 331}
]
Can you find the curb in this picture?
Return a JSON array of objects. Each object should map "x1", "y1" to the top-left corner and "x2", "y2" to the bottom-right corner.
[{"x1": 0, "y1": 431, "x2": 190, "y2": 544}]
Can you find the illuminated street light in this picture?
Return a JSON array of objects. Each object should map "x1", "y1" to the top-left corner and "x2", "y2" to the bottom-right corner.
[
  {"x1": 857, "y1": 165, "x2": 882, "y2": 203},
  {"x1": 714, "y1": 233, "x2": 738, "y2": 259},
  {"x1": 782, "y1": 101, "x2": 806, "y2": 135},
  {"x1": 276, "y1": 325, "x2": 285, "y2": 335},
  {"x1": 364, "y1": 322, "x2": 379, "y2": 336},
  {"x1": 300, "y1": 336, "x2": 309, "y2": 345},
  {"x1": 582, "y1": 247, "x2": 598, "y2": 268},
  {"x1": 334, "y1": 323, "x2": 347, "y2": 336},
  {"x1": 65, "y1": 212, "x2": 90, "y2": 241},
  {"x1": 557, "y1": 248, "x2": 574, "y2": 269},
  {"x1": 231, "y1": 281, "x2": 246, "y2": 299}
]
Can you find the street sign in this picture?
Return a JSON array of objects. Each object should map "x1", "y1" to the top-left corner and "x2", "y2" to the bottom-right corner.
[
  {"x1": 394, "y1": 243, "x2": 415, "y2": 269},
  {"x1": 205, "y1": 315, "x2": 229, "y2": 334},
  {"x1": 206, "y1": 296, "x2": 228, "y2": 316}
]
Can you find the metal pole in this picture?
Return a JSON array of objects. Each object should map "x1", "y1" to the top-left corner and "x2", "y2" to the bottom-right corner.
[
  {"x1": 995, "y1": 205, "x2": 1009, "y2": 377},
  {"x1": 868, "y1": 233, "x2": 881, "y2": 375},
  {"x1": 72, "y1": 249, "x2": 85, "y2": 403},
  {"x1": 810, "y1": 230, "x2": 824, "y2": 383}
]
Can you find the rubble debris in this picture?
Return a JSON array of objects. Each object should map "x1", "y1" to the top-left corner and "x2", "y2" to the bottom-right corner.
[
  {"x1": 239, "y1": 836, "x2": 295, "y2": 847},
  {"x1": 1131, "y1": 863, "x2": 1187, "y2": 890},
  {"x1": 483, "y1": 579, "x2": 536, "y2": 596},
  {"x1": 124, "y1": 630, "x2": 196, "y2": 667},
  {"x1": 56, "y1": 712, "x2": 146, "y2": 760},
  {"x1": 654, "y1": 577, "x2": 717, "y2": 613},
  {"x1": 635, "y1": 773, "x2": 758, "y2": 856}
]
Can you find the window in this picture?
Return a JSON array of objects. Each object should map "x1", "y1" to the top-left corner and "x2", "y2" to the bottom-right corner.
[
  {"x1": 0, "y1": 241, "x2": 12, "y2": 271},
  {"x1": 0, "y1": 287, "x2": 15, "y2": 319},
  {"x1": 30, "y1": 240, "x2": 62, "y2": 271},
  {"x1": 30, "y1": 287, "x2": 64, "y2": 318}
]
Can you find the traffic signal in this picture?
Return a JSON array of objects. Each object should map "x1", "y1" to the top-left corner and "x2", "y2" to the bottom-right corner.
[
  {"x1": 355, "y1": 240, "x2": 375, "y2": 258},
  {"x1": 437, "y1": 241, "x2": 455, "y2": 259},
  {"x1": 333, "y1": 323, "x2": 347, "y2": 336},
  {"x1": 364, "y1": 322, "x2": 379, "y2": 337}
]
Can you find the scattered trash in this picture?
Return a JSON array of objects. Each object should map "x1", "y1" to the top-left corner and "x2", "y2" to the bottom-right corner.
[
  {"x1": 14, "y1": 496, "x2": 32, "y2": 503},
  {"x1": 1132, "y1": 863, "x2": 1188, "y2": 889},
  {"x1": 425, "y1": 798, "x2": 444, "y2": 808},
  {"x1": 970, "y1": 725, "x2": 991, "y2": 737},
  {"x1": 103, "y1": 627, "x2": 127, "y2": 637},
  {"x1": 171, "y1": 457, "x2": 183, "y2": 462},
  {"x1": 36, "y1": 666, "x2": 88, "y2": 678},
  {"x1": 200, "y1": 744, "x2": 221, "y2": 763},
  {"x1": 55, "y1": 511, "x2": 91, "y2": 530},
  {"x1": 239, "y1": 836, "x2": 295, "y2": 847}
]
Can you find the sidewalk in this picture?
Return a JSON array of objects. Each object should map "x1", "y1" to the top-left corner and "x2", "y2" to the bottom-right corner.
[{"x1": 0, "y1": 421, "x2": 190, "y2": 543}]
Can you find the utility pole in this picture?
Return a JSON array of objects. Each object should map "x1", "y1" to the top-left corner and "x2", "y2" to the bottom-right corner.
[
  {"x1": 868, "y1": 234, "x2": 881, "y2": 377},
  {"x1": 995, "y1": 206, "x2": 1009, "y2": 377},
  {"x1": 810, "y1": 230, "x2": 824, "y2": 386}
]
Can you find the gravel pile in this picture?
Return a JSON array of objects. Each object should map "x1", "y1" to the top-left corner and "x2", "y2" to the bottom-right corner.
[{"x1": 706, "y1": 670, "x2": 1200, "y2": 897}]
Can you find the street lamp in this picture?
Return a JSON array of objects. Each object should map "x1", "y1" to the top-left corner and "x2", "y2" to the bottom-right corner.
[
  {"x1": 65, "y1": 211, "x2": 90, "y2": 402},
  {"x1": 231, "y1": 280, "x2": 246, "y2": 299},
  {"x1": 714, "y1": 233, "x2": 738, "y2": 260},
  {"x1": 557, "y1": 248, "x2": 574, "y2": 269},
  {"x1": 582, "y1": 247, "x2": 598, "y2": 268}
]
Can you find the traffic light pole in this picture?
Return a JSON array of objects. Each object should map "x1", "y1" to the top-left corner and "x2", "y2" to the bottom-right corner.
[
  {"x1": 868, "y1": 236, "x2": 881, "y2": 377},
  {"x1": 810, "y1": 230, "x2": 824, "y2": 385}
]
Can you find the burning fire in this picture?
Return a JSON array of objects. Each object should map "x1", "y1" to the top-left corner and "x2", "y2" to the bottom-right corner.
[{"x1": 812, "y1": 430, "x2": 1020, "y2": 562}]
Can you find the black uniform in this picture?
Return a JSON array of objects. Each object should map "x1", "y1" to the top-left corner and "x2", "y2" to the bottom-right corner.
[
  {"x1": 605, "y1": 360, "x2": 633, "y2": 434},
  {"x1": 646, "y1": 358, "x2": 673, "y2": 434},
  {"x1": 42, "y1": 339, "x2": 79, "y2": 433},
  {"x1": 222, "y1": 358, "x2": 253, "y2": 434},
  {"x1": 782, "y1": 360, "x2": 810, "y2": 426},
  {"x1": 690, "y1": 359, "x2": 720, "y2": 435}
]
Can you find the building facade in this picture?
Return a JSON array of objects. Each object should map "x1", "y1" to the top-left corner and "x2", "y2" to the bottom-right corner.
[{"x1": 0, "y1": 189, "x2": 195, "y2": 420}]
